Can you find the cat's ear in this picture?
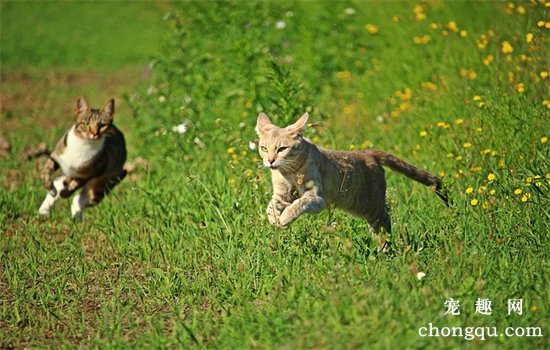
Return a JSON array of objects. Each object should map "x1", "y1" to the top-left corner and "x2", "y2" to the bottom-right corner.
[
  {"x1": 102, "y1": 98, "x2": 115, "y2": 117},
  {"x1": 76, "y1": 96, "x2": 89, "y2": 115},
  {"x1": 287, "y1": 112, "x2": 309, "y2": 137},
  {"x1": 256, "y1": 112, "x2": 272, "y2": 136}
]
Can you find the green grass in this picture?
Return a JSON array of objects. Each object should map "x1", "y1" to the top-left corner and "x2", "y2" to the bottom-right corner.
[{"x1": 1, "y1": 1, "x2": 549, "y2": 349}]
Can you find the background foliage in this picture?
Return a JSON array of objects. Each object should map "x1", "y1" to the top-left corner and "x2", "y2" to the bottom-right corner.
[{"x1": 1, "y1": 1, "x2": 548, "y2": 348}]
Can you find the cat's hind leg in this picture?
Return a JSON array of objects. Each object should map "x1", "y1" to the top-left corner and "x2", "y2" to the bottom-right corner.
[
  {"x1": 364, "y1": 205, "x2": 392, "y2": 252},
  {"x1": 38, "y1": 175, "x2": 66, "y2": 215}
]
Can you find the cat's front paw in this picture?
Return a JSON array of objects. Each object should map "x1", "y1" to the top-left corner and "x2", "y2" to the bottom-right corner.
[{"x1": 278, "y1": 210, "x2": 294, "y2": 229}]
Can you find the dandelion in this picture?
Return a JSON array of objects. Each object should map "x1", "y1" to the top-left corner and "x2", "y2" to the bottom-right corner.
[
  {"x1": 460, "y1": 30, "x2": 468, "y2": 38},
  {"x1": 421, "y1": 82, "x2": 437, "y2": 90},
  {"x1": 541, "y1": 136, "x2": 548, "y2": 143},
  {"x1": 365, "y1": 24, "x2": 379, "y2": 34},
  {"x1": 455, "y1": 155, "x2": 463, "y2": 161},
  {"x1": 413, "y1": 35, "x2": 431, "y2": 44},
  {"x1": 336, "y1": 71, "x2": 352, "y2": 80},
  {"x1": 489, "y1": 189, "x2": 496, "y2": 195},
  {"x1": 414, "y1": 5, "x2": 426, "y2": 21},
  {"x1": 526, "y1": 33, "x2": 534, "y2": 43},
  {"x1": 228, "y1": 178, "x2": 236, "y2": 186},
  {"x1": 501, "y1": 41, "x2": 513, "y2": 54},
  {"x1": 544, "y1": 100, "x2": 550, "y2": 109},
  {"x1": 455, "y1": 118, "x2": 464, "y2": 125},
  {"x1": 487, "y1": 173, "x2": 496, "y2": 181},
  {"x1": 517, "y1": 5, "x2": 525, "y2": 14},
  {"x1": 483, "y1": 55, "x2": 494, "y2": 65},
  {"x1": 540, "y1": 71, "x2": 549, "y2": 79},
  {"x1": 430, "y1": 23, "x2": 439, "y2": 29},
  {"x1": 470, "y1": 198, "x2": 479, "y2": 206},
  {"x1": 448, "y1": 21, "x2": 459, "y2": 32},
  {"x1": 537, "y1": 21, "x2": 545, "y2": 27},
  {"x1": 465, "y1": 187, "x2": 474, "y2": 194},
  {"x1": 478, "y1": 186, "x2": 487, "y2": 193},
  {"x1": 535, "y1": 181, "x2": 542, "y2": 187},
  {"x1": 463, "y1": 142, "x2": 472, "y2": 148},
  {"x1": 419, "y1": 130, "x2": 428, "y2": 137},
  {"x1": 521, "y1": 195, "x2": 529, "y2": 202},
  {"x1": 226, "y1": 147, "x2": 235, "y2": 154},
  {"x1": 514, "y1": 188, "x2": 522, "y2": 195},
  {"x1": 515, "y1": 83, "x2": 525, "y2": 93}
]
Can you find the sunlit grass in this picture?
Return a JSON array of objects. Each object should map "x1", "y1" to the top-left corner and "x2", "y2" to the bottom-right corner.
[{"x1": 1, "y1": 1, "x2": 548, "y2": 348}]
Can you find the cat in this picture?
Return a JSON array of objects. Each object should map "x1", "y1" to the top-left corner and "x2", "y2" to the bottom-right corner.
[
  {"x1": 256, "y1": 112, "x2": 448, "y2": 245},
  {"x1": 38, "y1": 97, "x2": 127, "y2": 219}
]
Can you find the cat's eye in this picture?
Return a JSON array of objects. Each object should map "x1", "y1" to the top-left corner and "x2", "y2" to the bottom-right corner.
[
  {"x1": 277, "y1": 146, "x2": 288, "y2": 153},
  {"x1": 260, "y1": 146, "x2": 268, "y2": 152}
]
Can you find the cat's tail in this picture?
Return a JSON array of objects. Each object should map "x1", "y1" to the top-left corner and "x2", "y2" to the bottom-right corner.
[{"x1": 369, "y1": 150, "x2": 449, "y2": 206}]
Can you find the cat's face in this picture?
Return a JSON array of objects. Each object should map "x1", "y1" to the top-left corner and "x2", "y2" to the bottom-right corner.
[
  {"x1": 74, "y1": 97, "x2": 115, "y2": 140},
  {"x1": 256, "y1": 112, "x2": 308, "y2": 171}
]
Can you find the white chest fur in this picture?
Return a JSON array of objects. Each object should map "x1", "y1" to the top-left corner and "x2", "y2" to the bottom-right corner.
[{"x1": 54, "y1": 126, "x2": 105, "y2": 177}]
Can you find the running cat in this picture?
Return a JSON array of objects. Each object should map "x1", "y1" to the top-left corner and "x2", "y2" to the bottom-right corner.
[
  {"x1": 38, "y1": 97, "x2": 127, "y2": 219},
  {"x1": 256, "y1": 112, "x2": 447, "y2": 243}
]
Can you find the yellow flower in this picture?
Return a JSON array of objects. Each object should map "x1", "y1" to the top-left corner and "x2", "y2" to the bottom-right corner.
[
  {"x1": 541, "y1": 136, "x2": 548, "y2": 143},
  {"x1": 487, "y1": 173, "x2": 496, "y2": 181},
  {"x1": 489, "y1": 189, "x2": 496, "y2": 195},
  {"x1": 455, "y1": 155, "x2": 463, "y2": 161},
  {"x1": 526, "y1": 33, "x2": 534, "y2": 43},
  {"x1": 419, "y1": 130, "x2": 428, "y2": 137},
  {"x1": 537, "y1": 21, "x2": 545, "y2": 27},
  {"x1": 455, "y1": 118, "x2": 464, "y2": 125},
  {"x1": 468, "y1": 70, "x2": 477, "y2": 80},
  {"x1": 228, "y1": 178, "x2": 236, "y2": 186},
  {"x1": 463, "y1": 142, "x2": 472, "y2": 148},
  {"x1": 226, "y1": 147, "x2": 235, "y2": 154},
  {"x1": 541, "y1": 71, "x2": 549, "y2": 79},
  {"x1": 515, "y1": 83, "x2": 525, "y2": 93},
  {"x1": 460, "y1": 30, "x2": 467, "y2": 38},
  {"x1": 544, "y1": 100, "x2": 550, "y2": 109},
  {"x1": 365, "y1": 24, "x2": 379, "y2": 34},
  {"x1": 336, "y1": 71, "x2": 352, "y2": 80},
  {"x1": 465, "y1": 187, "x2": 474, "y2": 194},
  {"x1": 421, "y1": 82, "x2": 437, "y2": 90},
  {"x1": 483, "y1": 55, "x2": 494, "y2": 65},
  {"x1": 521, "y1": 195, "x2": 529, "y2": 203},
  {"x1": 392, "y1": 16, "x2": 400, "y2": 23},
  {"x1": 478, "y1": 186, "x2": 487, "y2": 193},
  {"x1": 501, "y1": 41, "x2": 513, "y2": 54},
  {"x1": 517, "y1": 5, "x2": 525, "y2": 14},
  {"x1": 448, "y1": 21, "x2": 458, "y2": 32},
  {"x1": 470, "y1": 198, "x2": 479, "y2": 206},
  {"x1": 514, "y1": 188, "x2": 522, "y2": 195},
  {"x1": 413, "y1": 35, "x2": 431, "y2": 44},
  {"x1": 482, "y1": 202, "x2": 489, "y2": 209}
]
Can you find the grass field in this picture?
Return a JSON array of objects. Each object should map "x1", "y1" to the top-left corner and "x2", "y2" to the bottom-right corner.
[{"x1": 1, "y1": 1, "x2": 549, "y2": 349}]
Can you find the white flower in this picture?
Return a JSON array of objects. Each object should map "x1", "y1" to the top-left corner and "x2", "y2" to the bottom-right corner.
[
  {"x1": 146, "y1": 85, "x2": 157, "y2": 95},
  {"x1": 344, "y1": 8, "x2": 356, "y2": 15},
  {"x1": 416, "y1": 272, "x2": 426, "y2": 281},
  {"x1": 172, "y1": 123, "x2": 188, "y2": 134},
  {"x1": 158, "y1": 95, "x2": 166, "y2": 103},
  {"x1": 275, "y1": 21, "x2": 286, "y2": 29},
  {"x1": 376, "y1": 115, "x2": 384, "y2": 123},
  {"x1": 239, "y1": 122, "x2": 246, "y2": 129},
  {"x1": 249, "y1": 141, "x2": 257, "y2": 151}
]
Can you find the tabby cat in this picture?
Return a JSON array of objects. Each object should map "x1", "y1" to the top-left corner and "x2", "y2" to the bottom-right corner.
[
  {"x1": 256, "y1": 112, "x2": 447, "y2": 243},
  {"x1": 38, "y1": 97, "x2": 127, "y2": 219}
]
